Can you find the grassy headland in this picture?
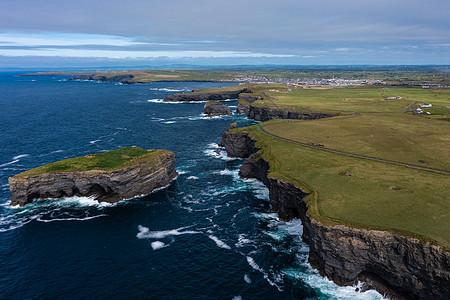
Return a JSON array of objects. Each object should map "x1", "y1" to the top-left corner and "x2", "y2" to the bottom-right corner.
[
  {"x1": 219, "y1": 83, "x2": 450, "y2": 248},
  {"x1": 16, "y1": 147, "x2": 167, "y2": 178}
]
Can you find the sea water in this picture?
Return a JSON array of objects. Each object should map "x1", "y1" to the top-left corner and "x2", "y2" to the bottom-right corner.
[{"x1": 0, "y1": 72, "x2": 385, "y2": 299}]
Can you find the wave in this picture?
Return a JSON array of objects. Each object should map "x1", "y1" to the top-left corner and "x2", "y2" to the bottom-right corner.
[
  {"x1": 244, "y1": 274, "x2": 252, "y2": 284},
  {"x1": 0, "y1": 160, "x2": 19, "y2": 168},
  {"x1": 151, "y1": 241, "x2": 167, "y2": 250},
  {"x1": 208, "y1": 235, "x2": 231, "y2": 249},
  {"x1": 203, "y1": 145, "x2": 237, "y2": 161},
  {"x1": 149, "y1": 88, "x2": 193, "y2": 92},
  {"x1": 36, "y1": 214, "x2": 107, "y2": 223},
  {"x1": 136, "y1": 225, "x2": 199, "y2": 239},
  {"x1": 13, "y1": 154, "x2": 29, "y2": 160}
]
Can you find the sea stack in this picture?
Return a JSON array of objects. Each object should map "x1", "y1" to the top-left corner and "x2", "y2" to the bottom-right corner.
[
  {"x1": 8, "y1": 147, "x2": 177, "y2": 206},
  {"x1": 203, "y1": 101, "x2": 232, "y2": 117}
]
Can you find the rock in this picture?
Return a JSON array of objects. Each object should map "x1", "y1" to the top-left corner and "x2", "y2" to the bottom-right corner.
[
  {"x1": 163, "y1": 88, "x2": 252, "y2": 102},
  {"x1": 247, "y1": 105, "x2": 335, "y2": 121},
  {"x1": 220, "y1": 128, "x2": 450, "y2": 299},
  {"x1": 220, "y1": 126, "x2": 258, "y2": 158},
  {"x1": 8, "y1": 147, "x2": 177, "y2": 206},
  {"x1": 236, "y1": 103, "x2": 250, "y2": 114},
  {"x1": 203, "y1": 101, "x2": 232, "y2": 117}
]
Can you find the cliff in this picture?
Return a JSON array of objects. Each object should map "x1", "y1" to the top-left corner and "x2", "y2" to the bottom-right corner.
[
  {"x1": 164, "y1": 88, "x2": 252, "y2": 102},
  {"x1": 203, "y1": 101, "x2": 232, "y2": 117},
  {"x1": 69, "y1": 74, "x2": 134, "y2": 83},
  {"x1": 220, "y1": 126, "x2": 450, "y2": 299},
  {"x1": 9, "y1": 147, "x2": 177, "y2": 206},
  {"x1": 247, "y1": 106, "x2": 335, "y2": 122}
]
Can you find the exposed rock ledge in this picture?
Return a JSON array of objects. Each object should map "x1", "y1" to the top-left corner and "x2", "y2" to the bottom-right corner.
[
  {"x1": 9, "y1": 149, "x2": 177, "y2": 207},
  {"x1": 203, "y1": 101, "x2": 232, "y2": 117},
  {"x1": 247, "y1": 106, "x2": 335, "y2": 122},
  {"x1": 164, "y1": 88, "x2": 252, "y2": 102},
  {"x1": 220, "y1": 126, "x2": 450, "y2": 299}
]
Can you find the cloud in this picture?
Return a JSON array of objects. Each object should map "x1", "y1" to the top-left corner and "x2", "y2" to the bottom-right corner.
[{"x1": 0, "y1": 0, "x2": 448, "y2": 65}]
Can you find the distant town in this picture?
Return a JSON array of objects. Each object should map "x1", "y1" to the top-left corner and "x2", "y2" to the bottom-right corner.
[{"x1": 228, "y1": 74, "x2": 448, "y2": 88}]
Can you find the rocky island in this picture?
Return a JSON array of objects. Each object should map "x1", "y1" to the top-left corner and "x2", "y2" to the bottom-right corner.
[
  {"x1": 9, "y1": 147, "x2": 177, "y2": 206},
  {"x1": 203, "y1": 101, "x2": 232, "y2": 117}
]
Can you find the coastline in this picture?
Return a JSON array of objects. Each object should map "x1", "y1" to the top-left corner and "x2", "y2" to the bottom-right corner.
[{"x1": 220, "y1": 125, "x2": 450, "y2": 299}]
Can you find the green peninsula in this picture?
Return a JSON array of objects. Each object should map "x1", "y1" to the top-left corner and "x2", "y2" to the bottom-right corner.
[{"x1": 220, "y1": 83, "x2": 450, "y2": 247}]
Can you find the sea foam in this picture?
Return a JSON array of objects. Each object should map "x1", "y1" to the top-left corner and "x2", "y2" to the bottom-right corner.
[{"x1": 136, "y1": 225, "x2": 199, "y2": 239}]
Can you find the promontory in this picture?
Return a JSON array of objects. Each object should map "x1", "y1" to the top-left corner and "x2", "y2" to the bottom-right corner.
[{"x1": 9, "y1": 147, "x2": 177, "y2": 206}]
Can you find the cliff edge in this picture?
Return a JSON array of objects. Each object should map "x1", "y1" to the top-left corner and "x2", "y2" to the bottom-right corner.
[
  {"x1": 9, "y1": 147, "x2": 177, "y2": 206},
  {"x1": 220, "y1": 125, "x2": 450, "y2": 299},
  {"x1": 164, "y1": 88, "x2": 252, "y2": 102}
]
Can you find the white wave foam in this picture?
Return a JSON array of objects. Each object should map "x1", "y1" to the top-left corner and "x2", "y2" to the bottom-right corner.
[
  {"x1": 244, "y1": 178, "x2": 269, "y2": 200},
  {"x1": 246, "y1": 256, "x2": 263, "y2": 272},
  {"x1": 58, "y1": 196, "x2": 113, "y2": 207},
  {"x1": 244, "y1": 274, "x2": 252, "y2": 284},
  {"x1": 51, "y1": 150, "x2": 64, "y2": 154},
  {"x1": 208, "y1": 235, "x2": 231, "y2": 249},
  {"x1": 36, "y1": 214, "x2": 107, "y2": 223},
  {"x1": 136, "y1": 225, "x2": 199, "y2": 239},
  {"x1": 13, "y1": 154, "x2": 29, "y2": 160},
  {"x1": 163, "y1": 121, "x2": 176, "y2": 124},
  {"x1": 89, "y1": 140, "x2": 100, "y2": 144},
  {"x1": 187, "y1": 176, "x2": 199, "y2": 180},
  {"x1": 235, "y1": 234, "x2": 254, "y2": 248},
  {"x1": 151, "y1": 241, "x2": 166, "y2": 250},
  {"x1": 232, "y1": 296, "x2": 242, "y2": 300},
  {"x1": 147, "y1": 99, "x2": 164, "y2": 103},
  {"x1": 149, "y1": 88, "x2": 192, "y2": 92},
  {"x1": 215, "y1": 169, "x2": 235, "y2": 176},
  {"x1": 283, "y1": 268, "x2": 386, "y2": 299},
  {"x1": 207, "y1": 143, "x2": 220, "y2": 149},
  {"x1": 0, "y1": 159, "x2": 19, "y2": 168},
  {"x1": 203, "y1": 144, "x2": 237, "y2": 161}
]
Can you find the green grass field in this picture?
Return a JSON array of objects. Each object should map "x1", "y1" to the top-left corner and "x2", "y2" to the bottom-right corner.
[
  {"x1": 225, "y1": 83, "x2": 449, "y2": 248},
  {"x1": 16, "y1": 147, "x2": 167, "y2": 178}
]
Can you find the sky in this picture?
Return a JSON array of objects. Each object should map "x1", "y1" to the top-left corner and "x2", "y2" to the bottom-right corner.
[{"x1": 0, "y1": 0, "x2": 449, "y2": 68}]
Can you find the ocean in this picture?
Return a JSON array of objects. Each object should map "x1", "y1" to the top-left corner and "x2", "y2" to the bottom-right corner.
[{"x1": 0, "y1": 72, "x2": 384, "y2": 299}]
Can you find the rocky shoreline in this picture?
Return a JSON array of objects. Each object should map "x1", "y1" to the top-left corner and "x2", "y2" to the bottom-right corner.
[
  {"x1": 163, "y1": 88, "x2": 252, "y2": 102},
  {"x1": 9, "y1": 150, "x2": 177, "y2": 206},
  {"x1": 220, "y1": 125, "x2": 450, "y2": 299}
]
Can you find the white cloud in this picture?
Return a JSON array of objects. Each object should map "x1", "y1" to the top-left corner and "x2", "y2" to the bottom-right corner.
[
  {"x1": 0, "y1": 48, "x2": 295, "y2": 59},
  {"x1": 0, "y1": 33, "x2": 145, "y2": 47}
]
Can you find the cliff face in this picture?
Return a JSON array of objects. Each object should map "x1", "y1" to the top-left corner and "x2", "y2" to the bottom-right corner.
[
  {"x1": 164, "y1": 88, "x2": 252, "y2": 102},
  {"x1": 220, "y1": 127, "x2": 450, "y2": 299},
  {"x1": 203, "y1": 101, "x2": 232, "y2": 117},
  {"x1": 247, "y1": 105, "x2": 335, "y2": 122},
  {"x1": 9, "y1": 151, "x2": 177, "y2": 206}
]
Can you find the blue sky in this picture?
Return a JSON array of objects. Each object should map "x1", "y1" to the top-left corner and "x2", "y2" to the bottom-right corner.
[{"x1": 1, "y1": 0, "x2": 449, "y2": 67}]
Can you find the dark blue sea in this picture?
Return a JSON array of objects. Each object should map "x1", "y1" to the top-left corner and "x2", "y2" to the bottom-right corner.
[{"x1": 0, "y1": 72, "x2": 384, "y2": 299}]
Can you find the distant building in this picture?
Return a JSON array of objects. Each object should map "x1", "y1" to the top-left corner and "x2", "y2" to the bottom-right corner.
[{"x1": 420, "y1": 104, "x2": 432, "y2": 108}]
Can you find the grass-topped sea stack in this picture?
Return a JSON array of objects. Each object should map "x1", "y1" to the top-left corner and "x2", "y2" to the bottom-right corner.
[
  {"x1": 203, "y1": 100, "x2": 232, "y2": 117},
  {"x1": 8, "y1": 147, "x2": 177, "y2": 206}
]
